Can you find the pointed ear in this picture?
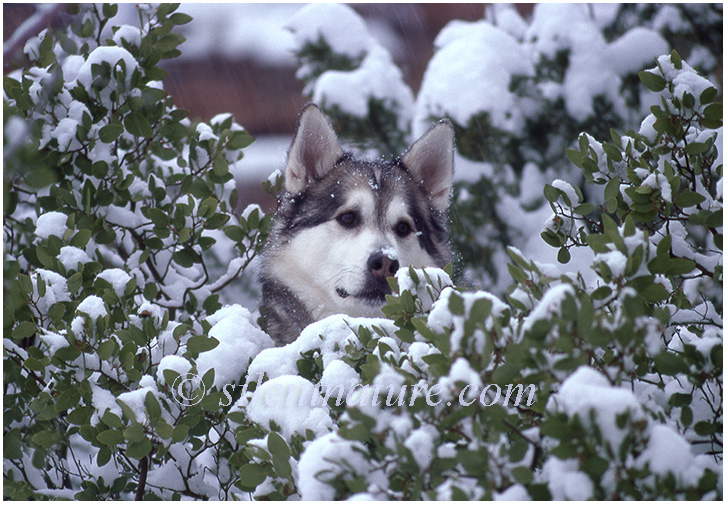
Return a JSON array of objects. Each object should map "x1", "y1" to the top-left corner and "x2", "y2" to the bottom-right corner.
[
  {"x1": 284, "y1": 104, "x2": 344, "y2": 194},
  {"x1": 402, "y1": 120, "x2": 455, "y2": 211}
]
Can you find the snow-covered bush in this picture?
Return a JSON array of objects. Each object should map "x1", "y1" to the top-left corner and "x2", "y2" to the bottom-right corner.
[
  {"x1": 4, "y1": 5, "x2": 272, "y2": 499},
  {"x1": 4, "y1": 4, "x2": 722, "y2": 501}
]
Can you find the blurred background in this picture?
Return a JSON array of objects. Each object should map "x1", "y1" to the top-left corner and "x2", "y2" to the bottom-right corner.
[
  {"x1": 6, "y1": 3, "x2": 537, "y2": 134},
  {"x1": 4, "y1": 3, "x2": 534, "y2": 212}
]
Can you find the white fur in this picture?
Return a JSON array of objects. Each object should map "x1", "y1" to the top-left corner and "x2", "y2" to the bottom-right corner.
[{"x1": 267, "y1": 190, "x2": 439, "y2": 320}]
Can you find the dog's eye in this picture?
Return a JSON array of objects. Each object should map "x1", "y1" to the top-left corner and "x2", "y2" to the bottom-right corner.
[
  {"x1": 337, "y1": 211, "x2": 358, "y2": 228},
  {"x1": 395, "y1": 221, "x2": 412, "y2": 237}
]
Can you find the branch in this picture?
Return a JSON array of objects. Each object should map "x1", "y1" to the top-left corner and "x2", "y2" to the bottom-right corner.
[{"x1": 135, "y1": 456, "x2": 149, "y2": 501}]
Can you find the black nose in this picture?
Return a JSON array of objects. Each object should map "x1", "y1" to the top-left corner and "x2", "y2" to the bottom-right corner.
[{"x1": 367, "y1": 251, "x2": 400, "y2": 280}]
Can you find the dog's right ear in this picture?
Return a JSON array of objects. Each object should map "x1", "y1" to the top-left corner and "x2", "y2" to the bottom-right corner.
[{"x1": 284, "y1": 104, "x2": 344, "y2": 194}]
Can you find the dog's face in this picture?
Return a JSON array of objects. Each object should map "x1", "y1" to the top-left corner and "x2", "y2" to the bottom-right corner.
[{"x1": 264, "y1": 105, "x2": 454, "y2": 321}]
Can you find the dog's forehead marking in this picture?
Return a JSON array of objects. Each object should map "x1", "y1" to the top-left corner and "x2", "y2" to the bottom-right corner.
[
  {"x1": 386, "y1": 194, "x2": 411, "y2": 224},
  {"x1": 342, "y1": 187, "x2": 376, "y2": 214}
]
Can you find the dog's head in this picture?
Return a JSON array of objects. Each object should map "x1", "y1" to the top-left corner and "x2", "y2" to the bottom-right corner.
[{"x1": 265, "y1": 104, "x2": 454, "y2": 320}]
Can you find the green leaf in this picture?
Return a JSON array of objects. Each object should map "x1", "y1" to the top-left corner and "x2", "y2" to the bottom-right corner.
[
  {"x1": 99, "y1": 123, "x2": 124, "y2": 143},
  {"x1": 124, "y1": 112, "x2": 153, "y2": 138},
  {"x1": 97, "y1": 339, "x2": 116, "y2": 360},
  {"x1": 124, "y1": 423, "x2": 145, "y2": 443},
  {"x1": 171, "y1": 424, "x2": 189, "y2": 442},
  {"x1": 694, "y1": 421, "x2": 719, "y2": 436},
  {"x1": 648, "y1": 256, "x2": 696, "y2": 276},
  {"x1": 13, "y1": 321, "x2": 37, "y2": 340},
  {"x1": 654, "y1": 351, "x2": 689, "y2": 376},
  {"x1": 97, "y1": 429, "x2": 124, "y2": 446},
  {"x1": 674, "y1": 191, "x2": 706, "y2": 208},
  {"x1": 566, "y1": 148, "x2": 584, "y2": 168},
  {"x1": 213, "y1": 157, "x2": 229, "y2": 176},
  {"x1": 268, "y1": 431, "x2": 292, "y2": 479},
  {"x1": 639, "y1": 71, "x2": 666, "y2": 92},
  {"x1": 155, "y1": 420, "x2": 174, "y2": 439},
  {"x1": 102, "y1": 410, "x2": 123, "y2": 429},
  {"x1": 4, "y1": 428, "x2": 23, "y2": 460},
  {"x1": 573, "y1": 203, "x2": 594, "y2": 216},
  {"x1": 512, "y1": 466, "x2": 533, "y2": 484},
  {"x1": 699, "y1": 86, "x2": 718, "y2": 105},
  {"x1": 169, "y1": 12, "x2": 193, "y2": 25},
  {"x1": 186, "y1": 335, "x2": 219, "y2": 354},
  {"x1": 543, "y1": 184, "x2": 559, "y2": 203},
  {"x1": 448, "y1": 292, "x2": 464, "y2": 315},
  {"x1": 238, "y1": 463, "x2": 269, "y2": 489},
  {"x1": 126, "y1": 437, "x2": 152, "y2": 460},
  {"x1": 102, "y1": 3, "x2": 118, "y2": 18},
  {"x1": 145, "y1": 392, "x2": 162, "y2": 421},
  {"x1": 227, "y1": 130, "x2": 254, "y2": 150},
  {"x1": 640, "y1": 282, "x2": 669, "y2": 302},
  {"x1": 669, "y1": 49, "x2": 682, "y2": 69},
  {"x1": 557, "y1": 247, "x2": 571, "y2": 264}
]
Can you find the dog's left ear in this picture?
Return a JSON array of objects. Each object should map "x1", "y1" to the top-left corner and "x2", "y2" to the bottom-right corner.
[
  {"x1": 402, "y1": 120, "x2": 455, "y2": 211},
  {"x1": 285, "y1": 104, "x2": 344, "y2": 194}
]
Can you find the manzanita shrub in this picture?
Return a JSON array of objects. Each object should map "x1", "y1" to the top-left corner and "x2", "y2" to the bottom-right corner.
[{"x1": 4, "y1": 4, "x2": 723, "y2": 501}]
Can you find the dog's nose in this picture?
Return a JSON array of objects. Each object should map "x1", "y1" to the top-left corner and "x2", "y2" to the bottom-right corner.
[{"x1": 367, "y1": 251, "x2": 400, "y2": 280}]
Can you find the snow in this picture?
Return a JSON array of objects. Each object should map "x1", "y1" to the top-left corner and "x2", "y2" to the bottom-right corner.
[
  {"x1": 297, "y1": 433, "x2": 371, "y2": 500},
  {"x1": 522, "y1": 284, "x2": 574, "y2": 333},
  {"x1": 39, "y1": 328, "x2": 70, "y2": 355},
  {"x1": 96, "y1": 268, "x2": 132, "y2": 297},
  {"x1": 244, "y1": 375, "x2": 332, "y2": 441},
  {"x1": 605, "y1": 27, "x2": 669, "y2": 75},
  {"x1": 31, "y1": 268, "x2": 71, "y2": 315},
  {"x1": 437, "y1": 357, "x2": 483, "y2": 401},
  {"x1": 287, "y1": 4, "x2": 370, "y2": 60},
  {"x1": 76, "y1": 295, "x2": 108, "y2": 320},
  {"x1": 74, "y1": 46, "x2": 139, "y2": 108},
  {"x1": 319, "y1": 359, "x2": 360, "y2": 396},
  {"x1": 403, "y1": 426, "x2": 436, "y2": 470},
  {"x1": 100, "y1": 204, "x2": 147, "y2": 229},
  {"x1": 288, "y1": 4, "x2": 414, "y2": 133},
  {"x1": 195, "y1": 304, "x2": 274, "y2": 389},
  {"x1": 90, "y1": 373, "x2": 123, "y2": 419},
  {"x1": 494, "y1": 483, "x2": 530, "y2": 501},
  {"x1": 35, "y1": 211, "x2": 69, "y2": 240},
  {"x1": 157, "y1": 356, "x2": 192, "y2": 384},
  {"x1": 547, "y1": 366, "x2": 645, "y2": 453},
  {"x1": 5, "y1": 3, "x2": 723, "y2": 500},
  {"x1": 395, "y1": 266, "x2": 453, "y2": 311},
  {"x1": 312, "y1": 44, "x2": 414, "y2": 132},
  {"x1": 637, "y1": 424, "x2": 708, "y2": 485},
  {"x1": 116, "y1": 377, "x2": 158, "y2": 424},
  {"x1": 542, "y1": 457, "x2": 593, "y2": 500},
  {"x1": 112, "y1": 25, "x2": 142, "y2": 47},
  {"x1": 595, "y1": 250, "x2": 628, "y2": 278},
  {"x1": 550, "y1": 179, "x2": 580, "y2": 206},
  {"x1": 653, "y1": 54, "x2": 714, "y2": 105},
  {"x1": 247, "y1": 315, "x2": 394, "y2": 382},
  {"x1": 639, "y1": 114, "x2": 659, "y2": 143},
  {"x1": 57, "y1": 246, "x2": 91, "y2": 271},
  {"x1": 414, "y1": 18, "x2": 533, "y2": 136}
]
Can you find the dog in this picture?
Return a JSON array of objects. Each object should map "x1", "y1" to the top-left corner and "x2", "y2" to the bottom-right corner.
[{"x1": 260, "y1": 104, "x2": 454, "y2": 344}]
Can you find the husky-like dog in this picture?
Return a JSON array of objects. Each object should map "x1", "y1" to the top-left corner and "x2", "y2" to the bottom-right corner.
[{"x1": 260, "y1": 104, "x2": 454, "y2": 344}]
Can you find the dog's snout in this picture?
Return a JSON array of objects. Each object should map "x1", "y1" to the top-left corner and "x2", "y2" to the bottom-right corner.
[{"x1": 368, "y1": 251, "x2": 400, "y2": 280}]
